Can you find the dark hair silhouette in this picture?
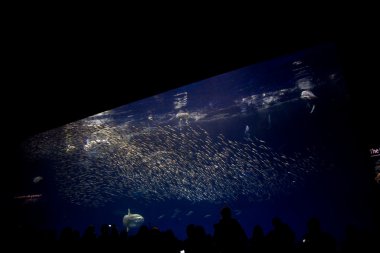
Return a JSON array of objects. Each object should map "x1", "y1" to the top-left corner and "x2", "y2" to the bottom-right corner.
[
  {"x1": 300, "y1": 217, "x2": 336, "y2": 252},
  {"x1": 213, "y1": 206, "x2": 248, "y2": 253},
  {"x1": 266, "y1": 217, "x2": 296, "y2": 252}
]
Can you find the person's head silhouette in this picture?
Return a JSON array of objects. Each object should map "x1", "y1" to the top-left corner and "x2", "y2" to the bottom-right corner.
[{"x1": 221, "y1": 207, "x2": 232, "y2": 219}]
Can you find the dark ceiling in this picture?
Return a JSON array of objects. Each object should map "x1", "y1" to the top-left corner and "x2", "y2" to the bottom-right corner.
[{"x1": 5, "y1": 17, "x2": 379, "y2": 150}]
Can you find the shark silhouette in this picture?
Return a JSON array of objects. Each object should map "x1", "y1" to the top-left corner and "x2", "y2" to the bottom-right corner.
[{"x1": 123, "y1": 209, "x2": 144, "y2": 232}]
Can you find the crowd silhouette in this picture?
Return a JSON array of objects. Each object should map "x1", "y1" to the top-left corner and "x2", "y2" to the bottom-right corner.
[{"x1": 8, "y1": 207, "x2": 379, "y2": 252}]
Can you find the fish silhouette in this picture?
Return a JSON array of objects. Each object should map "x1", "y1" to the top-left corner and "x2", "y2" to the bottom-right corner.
[{"x1": 123, "y1": 209, "x2": 144, "y2": 232}]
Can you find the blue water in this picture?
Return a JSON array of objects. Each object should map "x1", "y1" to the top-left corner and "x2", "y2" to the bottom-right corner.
[{"x1": 15, "y1": 44, "x2": 375, "y2": 242}]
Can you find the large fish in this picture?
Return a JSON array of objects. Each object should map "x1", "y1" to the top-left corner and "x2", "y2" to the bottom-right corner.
[{"x1": 122, "y1": 209, "x2": 144, "y2": 232}]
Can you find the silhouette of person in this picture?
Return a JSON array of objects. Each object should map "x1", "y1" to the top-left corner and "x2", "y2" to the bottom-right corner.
[
  {"x1": 184, "y1": 224, "x2": 213, "y2": 253},
  {"x1": 213, "y1": 206, "x2": 247, "y2": 253},
  {"x1": 266, "y1": 217, "x2": 296, "y2": 252},
  {"x1": 341, "y1": 224, "x2": 363, "y2": 253},
  {"x1": 300, "y1": 217, "x2": 336, "y2": 252},
  {"x1": 82, "y1": 224, "x2": 96, "y2": 242},
  {"x1": 249, "y1": 224, "x2": 266, "y2": 253}
]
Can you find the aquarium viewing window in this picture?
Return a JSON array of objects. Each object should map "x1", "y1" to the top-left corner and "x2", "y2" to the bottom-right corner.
[{"x1": 16, "y1": 44, "x2": 375, "y2": 241}]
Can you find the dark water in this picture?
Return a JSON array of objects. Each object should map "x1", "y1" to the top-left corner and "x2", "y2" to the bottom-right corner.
[{"x1": 14, "y1": 44, "x2": 375, "y2": 241}]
